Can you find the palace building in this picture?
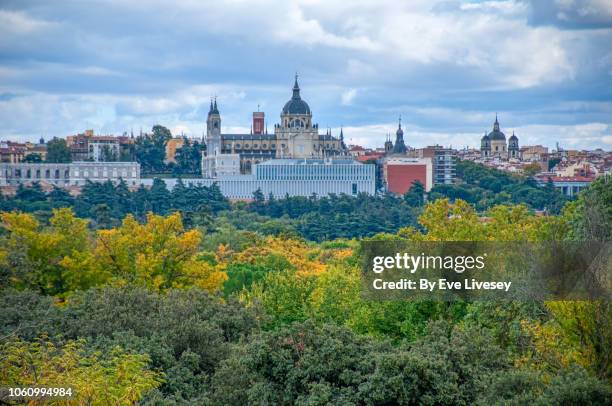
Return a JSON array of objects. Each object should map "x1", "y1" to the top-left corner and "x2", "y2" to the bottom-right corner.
[{"x1": 203, "y1": 75, "x2": 347, "y2": 175}]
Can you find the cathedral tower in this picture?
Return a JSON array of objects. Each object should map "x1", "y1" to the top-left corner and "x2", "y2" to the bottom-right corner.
[
  {"x1": 391, "y1": 117, "x2": 407, "y2": 154},
  {"x1": 206, "y1": 98, "x2": 222, "y2": 155}
]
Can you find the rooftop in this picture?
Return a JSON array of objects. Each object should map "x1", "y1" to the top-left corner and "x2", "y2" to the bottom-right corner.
[{"x1": 258, "y1": 158, "x2": 363, "y2": 166}]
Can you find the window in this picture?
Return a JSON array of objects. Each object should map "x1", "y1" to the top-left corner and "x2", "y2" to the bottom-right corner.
[
  {"x1": 290, "y1": 119, "x2": 304, "y2": 128},
  {"x1": 352, "y1": 183, "x2": 358, "y2": 195}
]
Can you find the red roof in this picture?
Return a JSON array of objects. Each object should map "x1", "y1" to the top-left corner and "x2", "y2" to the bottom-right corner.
[{"x1": 357, "y1": 153, "x2": 384, "y2": 162}]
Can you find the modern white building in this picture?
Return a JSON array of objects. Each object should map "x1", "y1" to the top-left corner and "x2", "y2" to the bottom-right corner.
[
  {"x1": 0, "y1": 162, "x2": 140, "y2": 187},
  {"x1": 201, "y1": 152, "x2": 241, "y2": 178},
  {"x1": 144, "y1": 158, "x2": 376, "y2": 199},
  {"x1": 88, "y1": 139, "x2": 120, "y2": 162}
]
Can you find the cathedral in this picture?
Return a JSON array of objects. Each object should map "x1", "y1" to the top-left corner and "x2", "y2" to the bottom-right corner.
[
  {"x1": 480, "y1": 115, "x2": 519, "y2": 159},
  {"x1": 204, "y1": 75, "x2": 347, "y2": 174}
]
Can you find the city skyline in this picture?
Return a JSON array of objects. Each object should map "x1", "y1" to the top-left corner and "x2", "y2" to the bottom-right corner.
[{"x1": 1, "y1": 1, "x2": 611, "y2": 150}]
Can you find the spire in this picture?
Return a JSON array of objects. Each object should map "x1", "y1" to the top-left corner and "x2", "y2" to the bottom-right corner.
[
  {"x1": 340, "y1": 127, "x2": 344, "y2": 141},
  {"x1": 209, "y1": 97, "x2": 213, "y2": 114},
  {"x1": 212, "y1": 97, "x2": 219, "y2": 114},
  {"x1": 493, "y1": 114, "x2": 500, "y2": 131},
  {"x1": 392, "y1": 116, "x2": 406, "y2": 154},
  {"x1": 292, "y1": 73, "x2": 300, "y2": 99}
]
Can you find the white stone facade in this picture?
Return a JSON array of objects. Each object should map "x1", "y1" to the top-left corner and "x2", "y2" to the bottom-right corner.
[{"x1": 0, "y1": 162, "x2": 141, "y2": 187}]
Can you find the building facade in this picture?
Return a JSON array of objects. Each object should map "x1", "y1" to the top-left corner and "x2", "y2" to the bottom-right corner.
[
  {"x1": 148, "y1": 158, "x2": 375, "y2": 200},
  {"x1": 409, "y1": 145, "x2": 456, "y2": 185},
  {"x1": 66, "y1": 130, "x2": 134, "y2": 162},
  {"x1": 203, "y1": 76, "x2": 347, "y2": 175},
  {"x1": 0, "y1": 162, "x2": 141, "y2": 188},
  {"x1": 0, "y1": 140, "x2": 47, "y2": 163},
  {"x1": 384, "y1": 157, "x2": 433, "y2": 194}
]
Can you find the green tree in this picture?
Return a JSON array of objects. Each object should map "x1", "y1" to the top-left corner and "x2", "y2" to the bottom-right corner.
[
  {"x1": 403, "y1": 180, "x2": 425, "y2": 207},
  {"x1": 22, "y1": 153, "x2": 43, "y2": 163},
  {"x1": 135, "y1": 125, "x2": 172, "y2": 173},
  {"x1": 45, "y1": 137, "x2": 72, "y2": 163},
  {"x1": 174, "y1": 138, "x2": 203, "y2": 175}
]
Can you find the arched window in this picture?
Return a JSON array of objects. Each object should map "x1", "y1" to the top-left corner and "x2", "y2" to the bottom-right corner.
[
  {"x1": 45, "y1": 169, "x2": 50, "y2": 178},
  {"x1": 54, "y1": 169, "x2": 60, "y2": 178},
  {"x1": 290, "y1": 119, "x2": 304, "y2": 128}
]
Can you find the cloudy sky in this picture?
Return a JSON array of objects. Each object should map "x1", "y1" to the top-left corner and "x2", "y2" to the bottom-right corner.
[{"x1": 1, "y1": 0, "x2": 611, "y2": 150}]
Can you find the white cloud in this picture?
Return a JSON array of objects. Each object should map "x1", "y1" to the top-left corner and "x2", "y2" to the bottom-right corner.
[
  {"x1": 341, "y1": 88, "x2": 357, "y2": 105},
  {"x1": 0, "y1": 10, "x2": 55, "y2": 34}
]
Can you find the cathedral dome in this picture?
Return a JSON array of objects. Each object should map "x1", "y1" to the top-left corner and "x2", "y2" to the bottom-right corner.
[
  {"x1": 282, "y1": 76, "x2": 311, "y2": 115},
  {"x1": 488, "y1": 130, "x2": 506, "y2": 141},
  {"x1": 487, "y1": 115, "x2": 506, "y2": 141}
]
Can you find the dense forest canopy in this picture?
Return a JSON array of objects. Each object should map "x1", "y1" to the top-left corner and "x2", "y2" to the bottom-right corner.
[
  {"x1": 0, "y1": 169, "x2": 610, "y2": 404},
  {"x1": 0, "y1": 160, "x2": 569, "y2": 243}
]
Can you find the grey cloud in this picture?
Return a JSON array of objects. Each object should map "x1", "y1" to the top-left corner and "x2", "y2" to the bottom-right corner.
[{"x1": 525, "y1": 0, "x2": 612, "y2": 29}]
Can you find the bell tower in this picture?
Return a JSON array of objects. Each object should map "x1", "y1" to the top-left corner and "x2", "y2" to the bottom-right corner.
[
  {"x1": 207, "y1": 98, "x2": 221, "y2": 138},
  {"x1": 205, "y1": 97, "x2": 222, "y2": 155}
]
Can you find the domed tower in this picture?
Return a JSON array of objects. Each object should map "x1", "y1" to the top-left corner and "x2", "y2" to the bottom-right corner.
[
  {"x1": 480, "y1": 132, "x2": 491, "y2": 157},
  {"x1": 391, "y1": 117, "x2": 407, "y2": 154},
  {"x1": 275, "y1": 75, "x2": 319, "y2": 158},
  {"x1": 508, "y1": 131, "x2": 519, "y2": 159},
  {"x1": 487, "y1": 115, "x2": 507, "y2": 157}
]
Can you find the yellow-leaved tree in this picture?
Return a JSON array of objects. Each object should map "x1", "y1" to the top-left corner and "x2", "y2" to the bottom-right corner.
[
  {"x1": 0, "y1": 208, "x2": 104, "y2": 296},
  {"x1": 234, "y1": 236, "x2": 326, "y2": 275},
  {"x1": 94, "y1": 212, "x2": 226, "y2": 291},
  {"x1": 0, "y1": 337, "x2": 164, "y2": 405},
  {"x1": 519, "y1": 301, "x2": 611, "y2": 380}
]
